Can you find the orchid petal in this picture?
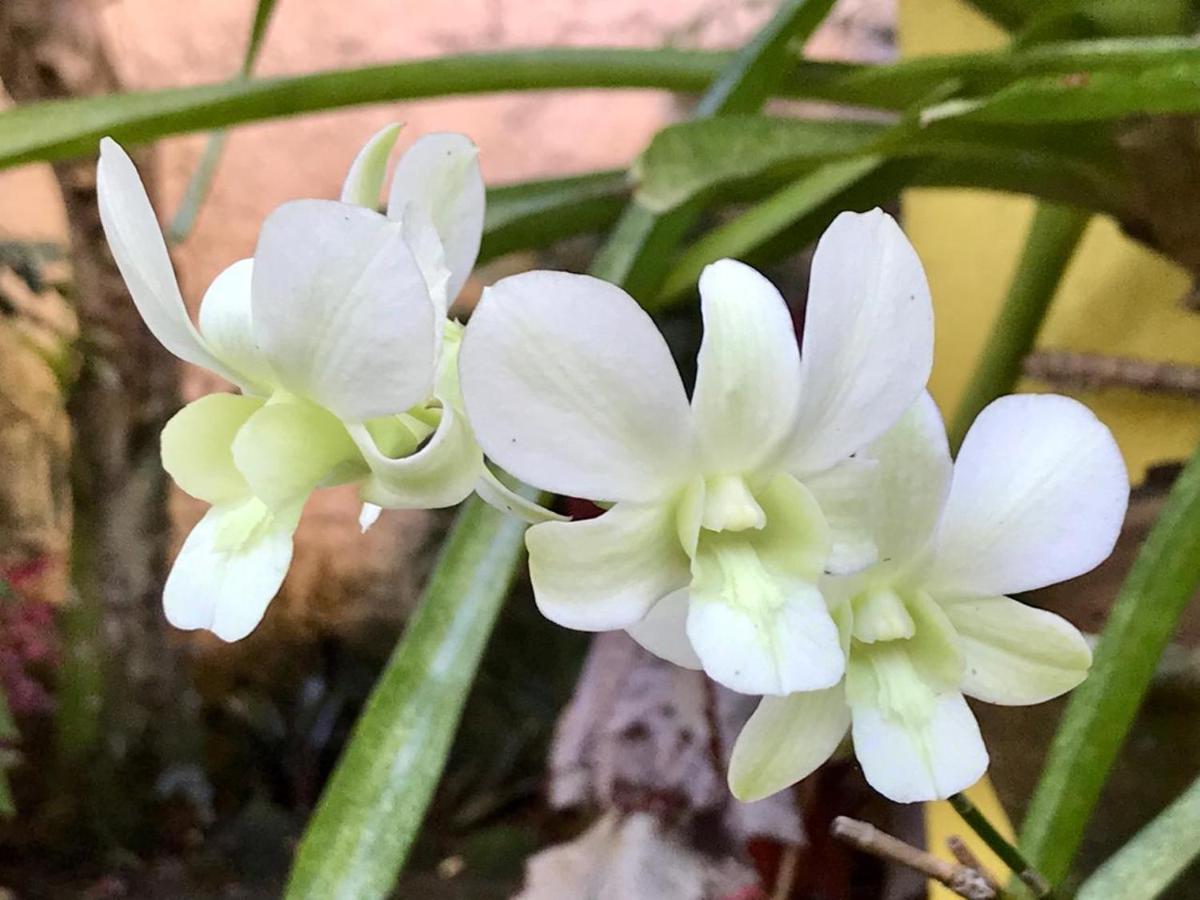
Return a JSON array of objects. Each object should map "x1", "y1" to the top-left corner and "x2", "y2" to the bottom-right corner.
[
  {"x1": 97, "y1": 138, "x2": 247, "y2": 386},
  {"x1": 526, "y1": 501, "x2": 689, "y2": 631},
  {"x1": 850, "y1": 690, "x2": 988, "y2": 803},
  {"x1": 349, "y1": 403, "x2": 482, "y2": 510},
  {"x1": 787, "y1": 209, "x2": 934, "y2": 473},
  {"x1": 692, "y1": 259, "x2": 800, "y2": 472},
  {"x1": 341, "y1": 123, "x2": 402, "y2": 208},
  {"x1": 163, "y1": 497, "x2": 298, "y2": 642},
  {"x1": 359, "y1": 502, "x2": 383, "y2": 533},
  {"x1": 863, "y1": 392, "x2": 952, "y2": 572},
  {"x1": 460, "y1": 270, "x2": 693, "y2": 502},
  {"x1": 728, "y1": 686, "x2": 850, "y2": 802},
  {"x1": 161, "y1": 393, "x2": 264, "y2": 505},
  {"x1": 387, "y1": 133, "x2": 485, "y2": 302},
  {"x1": 687, "y1": 540, "x2": 843, "y2": 695},
  {"x1": 943, "y1": 595, "x2": 1092, "y2": 705},
  {"x1": 804, "y1": 458, "x2": 879, "y2": 575},
  {"x1": 475, "y1": 466, "x2": 566, "y2": 524},
  {"x1": 626, "y1": 589, "x2": 702, "y2": 669},
  {"x1": 197, "y1": 258, "x2": 276, "y2": 392},
  {"x1": 252, "y1": 199, "x2": 437, "y2": 421},
  {"x1": 232, "y1": 398, "x2": 364, "y2": 511},
  {"x1": 927, "y1": 394, "x2": 1128, "y2": 598}
]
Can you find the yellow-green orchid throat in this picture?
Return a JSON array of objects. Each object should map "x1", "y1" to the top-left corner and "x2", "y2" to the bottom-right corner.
[
  {"x1": 459, "y1": 210, "x2": 936, "y2": 697},
  {"x1": 729, "y1": 392, "x2": 1129, "y2": 804},
  {"x1": 97, "y1": 126, "x2": 493, "y2": 642}
]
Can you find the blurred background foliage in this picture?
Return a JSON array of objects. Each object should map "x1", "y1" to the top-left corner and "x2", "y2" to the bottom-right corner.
[{"x1": 1, "y1": 0, "x2": 1200, "y2": 897}]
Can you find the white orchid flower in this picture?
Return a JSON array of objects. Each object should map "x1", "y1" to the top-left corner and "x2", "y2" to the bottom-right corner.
[
  {"x1": 729, "y1": 392, "x2": 1129, "y2": 804},
  {"x1": 97, "y1": 126, "x2": 493, "y2": 642},
  {"x1": 459, "y1": 210, "x2": 934, "y2": 696}
]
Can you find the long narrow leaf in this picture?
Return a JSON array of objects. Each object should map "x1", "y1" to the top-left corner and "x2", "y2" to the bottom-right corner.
[
  {"x1": 591, "y1": 0, "x2": 839, "y2": 297},
  {"x1": 0, "y1": 48, "x2": 836, "y2": 170},
  {"x1": 655, "y1": 156, "x2": 882, "y2": 303},
  {"x1": 1020, "y1": 442, "x2": 1200, "y2": 885},
  {"x1": 923, "y1": 62, "x2": 1200, "y2": 124},
  {"x1": 480, "y1": 169, "x2": 629, "y2": 265},
  {"x1": 948, "y1": 202, "x2": 1089, "y2": 450},
  {"x1": 1075, "y1": 775, "x2": 1200, "y2": 900},
  {"x1": 285, "y1": 496, "x2": 533, "y2": 900},
  {"x1": 168, "y1": 0, "x2": 281, "y2": 241}
]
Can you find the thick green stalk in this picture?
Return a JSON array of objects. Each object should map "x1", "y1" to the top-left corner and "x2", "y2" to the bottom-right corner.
[
  {"x1": 0, "y1": 48, "x2": 812, "y2": 169},
  {"x1": 1020, "y1": 442, "x2": 1200, "y2": 885},
  {"x1": 285, "y1": 496, "x2": 533, "y2": 899},
  {"x1": 948, "y1": 203, "x2": 1089, "y2": 450},
  {"x1": 592, "y1": 0, "x2": 837, "y2": 295},
  {"x1": 1075, "y1": 775, "x2": 1200, "y2": 900}
]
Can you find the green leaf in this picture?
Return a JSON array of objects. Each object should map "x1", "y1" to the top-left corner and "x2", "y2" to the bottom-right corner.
[
  {"x1": 814, "y1": 36, "x2": 1200, "y2": 110},
  {"x1": 1075, "y1": 774, "x2": 1200, "y2": 900},
  {"x1": 168, "y1": 0, "x2": 281, "y2": 242},
  {"x1": 922, "y1": 61, "x2": 1200, "y2": 124},
  {"x1": 479, "y1": 170, "x2": 629, "y2": 265},
  {"x1": 635, "y1": 116, "x2": 887, "y2": 213},
  {"x1": 285, "y1": 495, "x2": 534, "y2": 900},
  {"x1": 655, "y1": 156, "x2": 882, "y2": 302},
  {"x1": 1020, "y1": 442, "x2": 1200, "y2": 886},
  {"x1": 590, "y1": 0, "x2": 840, "y2": 298},
  {"x1": 948, "y1": 202, "x2": 1090, "y2": 451},
  {"x1": 634, "y1": 115, "x2": 1125, "y2": 217},
  {"x1": 0, "y1": 48, "x2": 833, "y2": 171}
]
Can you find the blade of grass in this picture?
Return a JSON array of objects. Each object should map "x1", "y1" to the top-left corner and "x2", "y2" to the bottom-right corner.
[
  {"x1": 167, "y1": 0, "x2": 280, "y2": 241},
  {"x1": 480, "y1": 169, "x2": 629, "y2": 265},
  {"x1": 1075, "y1": 774, "x2": 1200, "y2": 900},
  {"x1": 284, "y1": 495, "x2": 536, "y2": 900},
  {"x1": 1020, "y1": 441, "x2": 1200, "y2": 886},
  {"x1": 655, "y1": 156, "x2": 882, "y2": 304},
  {"x1": 948, "y1": 202, "x2": 1089, "y2": 450},
  {"x1": 0, "y1": 48, "x2": 842, "y2": 170},
  {"x1": 592, "y1": 0, "x2": 841, "y2": 295}
]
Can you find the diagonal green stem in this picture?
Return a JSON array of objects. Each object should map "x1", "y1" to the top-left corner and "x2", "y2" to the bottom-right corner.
[
  {"x1": 591, "y1": 0, "x2": 838, "y2": 295},
  {"x1": 1075, "y1": 774, "x2": 1200, "y2": 900},
  {"x1": 948, "y1": 202, "x2": 1089, "y2": 450},
  {"x1": 285, "y1": 496, "x2": 534, "y2": 899},
  {"x1": 950, "y1": 793, "x2": 1055, "y2": 899},
  {"x1": 1020, "y1": 441, "x2": 1200, "y2": 886}
]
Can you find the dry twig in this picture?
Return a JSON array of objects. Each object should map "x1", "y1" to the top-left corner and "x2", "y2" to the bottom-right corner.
[{"x1": 830, "y1": 816, "x2": 998, "y2": 900}]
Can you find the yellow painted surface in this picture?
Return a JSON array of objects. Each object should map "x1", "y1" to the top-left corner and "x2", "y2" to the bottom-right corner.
[
  {"x1": 901, "y1": 0, "x2": 1200, "y2": 483},
  {"x1": 925, "y1": 779, "x2": 1014, "y2": 898},
  {"x1": 901, "y1": 3, "x2": 1200, "y2": 895}
]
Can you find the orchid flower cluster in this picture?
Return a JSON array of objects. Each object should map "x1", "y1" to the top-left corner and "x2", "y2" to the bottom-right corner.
[{"x1": 99, "y1": 126, "x2": 1129, "y2": 805}]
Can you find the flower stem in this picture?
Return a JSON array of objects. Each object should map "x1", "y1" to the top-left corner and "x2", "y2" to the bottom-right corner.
[{"x1": 949, "y1": 793, "x2": 1055, "y2": 899}]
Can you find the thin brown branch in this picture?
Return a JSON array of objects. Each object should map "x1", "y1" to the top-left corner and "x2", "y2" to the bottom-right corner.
[
  {"x1": 830, "y1": 816, "x2": 997, "y2": 900},
  {"x1": 1023, "y1": 349, "x2": 1200, "y2": 399}
]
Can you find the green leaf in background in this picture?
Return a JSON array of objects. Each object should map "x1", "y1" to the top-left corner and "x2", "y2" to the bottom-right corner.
[
  {"x1": 655, "y1": 155, "x2": 882, "y2": 303},
  {"x1": 814, "y1": 36, "x2": 1200, "y2": 110},
  {"x1": 0, "y1": 48, "x2": 826, "y2": 171},
  {"x1": 479, "y1": 169, "x2": 629, "y2": 266},
  {"x1": 284, "y1": 496, "x2": 534, "y2": 900},
  {"x1": 634, "y1": 116, "x2": 887, "y2": 213},
  {"x1": 0, "y1": 680, "x2": 16, "y2": 818},
  {"x1": 922, "y1": 61, "x2": 1200, "y2": 124},
  {"x1": 167, "y1": 0, "x2": 280, "y2": 242},
  {"x1": 1075, "y1": 773, "x2": 1200, "y2": 900},
  {"x1": 1020, "y1": 442, "x2": 1200, "y2": 886},
  {"x1": 634, "y1": 115, "x2": 1126, "y2": 218},
  {"x1": 590, "y1": 0, "x2": 839, "y2": 298},
  {"x1": 948, "y1": 202, "x2": 1090, "y2": 451}
]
